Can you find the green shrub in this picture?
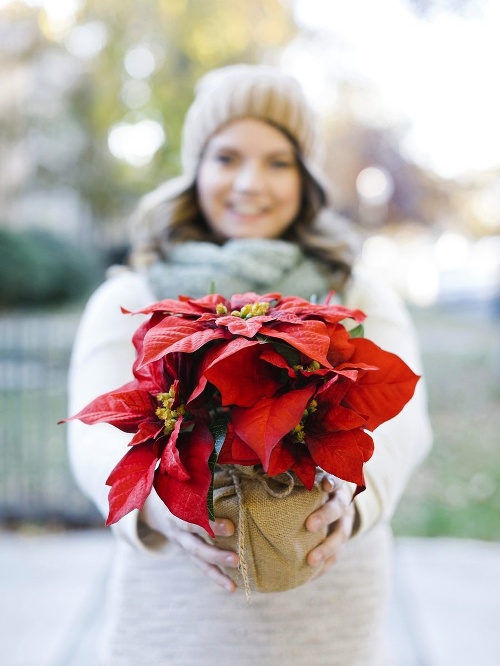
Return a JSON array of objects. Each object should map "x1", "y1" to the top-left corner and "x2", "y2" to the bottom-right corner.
[{"x1": 0, "y1": 227, "x2": 103, "y2": 308}]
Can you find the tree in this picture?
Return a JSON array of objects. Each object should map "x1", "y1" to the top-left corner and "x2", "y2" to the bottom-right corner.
[{"x1": 0, "y1": 0, "x2": 296, "y2": 246}]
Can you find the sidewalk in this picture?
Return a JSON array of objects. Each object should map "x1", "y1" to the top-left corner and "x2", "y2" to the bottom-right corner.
[{"x1": 1, "y1": 529, "x2": 499, "y2": 666}]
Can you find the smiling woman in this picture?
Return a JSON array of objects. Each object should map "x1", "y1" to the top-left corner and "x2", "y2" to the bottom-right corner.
[{"x1": 66, "y1": 64, "x2": 432, "y2": 666}]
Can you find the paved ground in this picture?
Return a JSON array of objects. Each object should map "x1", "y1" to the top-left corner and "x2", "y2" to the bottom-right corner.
[{"x1": 1, "y1": 529, "x2": 499, "y2": 666}]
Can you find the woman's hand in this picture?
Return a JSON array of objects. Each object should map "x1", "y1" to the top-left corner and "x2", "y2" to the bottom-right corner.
[
  {"x1": 141, "y1": 491, "x2": 239, "y2": 592},
  {"x1": 305, "y1": 477, "x2": 356, "y2": 578}
]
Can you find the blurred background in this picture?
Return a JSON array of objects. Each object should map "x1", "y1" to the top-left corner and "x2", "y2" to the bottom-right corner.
[{"x1": 0, "y1": 0, "x2": 499, "y2": 542}]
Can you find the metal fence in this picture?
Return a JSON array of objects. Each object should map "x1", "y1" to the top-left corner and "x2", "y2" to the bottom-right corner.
[{"x1": 0, "y1": 309, "x2": 101, "y2": 525}]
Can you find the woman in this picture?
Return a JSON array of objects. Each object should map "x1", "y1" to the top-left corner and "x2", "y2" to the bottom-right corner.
[{"x1": 68, "y1": 64, "x2": 432, "y2": 665}]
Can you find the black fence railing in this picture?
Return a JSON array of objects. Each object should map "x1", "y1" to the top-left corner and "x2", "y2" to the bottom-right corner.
[{"x1": 0, "y1": 310, "x2": 101, "y2": 526}]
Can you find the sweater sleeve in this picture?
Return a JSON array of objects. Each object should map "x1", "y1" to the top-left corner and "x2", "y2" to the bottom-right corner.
[
  {"x1": 67, "y1": 270, "x2": 169, "y2": 552},
  {"x1": 343, "y1": 267, "x2": 433, "y2": 535}
]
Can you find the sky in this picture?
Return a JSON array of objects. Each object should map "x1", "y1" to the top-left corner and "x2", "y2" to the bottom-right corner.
[{"x1": 290, "y1": 0, "x2": 500, "y2": 179}]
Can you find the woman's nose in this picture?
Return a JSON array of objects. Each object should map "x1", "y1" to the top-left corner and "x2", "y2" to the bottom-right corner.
[{"x1": 233, "y1": 161, "x2": 265, "y2": 192}]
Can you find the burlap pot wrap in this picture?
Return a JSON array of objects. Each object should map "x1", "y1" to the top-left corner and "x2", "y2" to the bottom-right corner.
[{"x1": 208, "y1": 465, "x2": 329, "y2": 595}]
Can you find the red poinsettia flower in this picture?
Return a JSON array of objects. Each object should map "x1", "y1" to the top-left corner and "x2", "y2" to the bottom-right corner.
[
  {"x1": 64, "y1": 327, "x2": 216, "y2": 535},
  {"x1": 124, "y1": 292, "x2": 364, "y2": 371},
  {"x1": 206, "y1": 330, "x2": 419, "y2": 492},
  {"x1": 266, "y1": 374, "x2": 374, "y2": 488},
  {"x1": 64, "y1": 290, "x2": 420, "y2": 536}
]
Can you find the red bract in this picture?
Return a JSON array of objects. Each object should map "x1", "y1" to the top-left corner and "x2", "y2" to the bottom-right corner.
[
  {"x1": 64, "y1": 291, "x2": 420, "y2": 535},
  {"x1": 128, "y1": 291, "x2": 360, "y2": 369},
  {"x1": 63, "y1": 337, "x2": 217, "y2": 534},
  {"x1": 340, "y1": 338, "x2": 420, "y2": 430}
]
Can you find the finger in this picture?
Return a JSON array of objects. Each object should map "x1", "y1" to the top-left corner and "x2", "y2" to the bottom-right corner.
[
  {"x1": 321, "y1": 474, "x2": 339, "y2": 493},
  {"x1": 307, "y1": 528, "x2": 343, "y2": 568},
  {"x1": 174, "y1": 528, "x2": 240, "y2": 569},
  {"x1": 307, "y1": 509, "x2": 355, "y2": 569},
  {"x1": 305, "y1": 494, "x2": 345, "y2": 533},
  {"x1": 188, "y1": 556, "x2": 238, "y2": 592},
  {"x1": 210, "y1": 518, "x2": 235, "y2": 537},
  {"x1": 165, "y1": 516, "x2": 234, "y2": 539},
  {"x1": 310, "y1": 554, "x2": 336, "y2": 580}
]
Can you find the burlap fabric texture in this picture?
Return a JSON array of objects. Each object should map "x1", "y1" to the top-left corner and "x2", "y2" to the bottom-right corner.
[{"x1": 208, "y1": 465, "x2": 329, "y2": 596}]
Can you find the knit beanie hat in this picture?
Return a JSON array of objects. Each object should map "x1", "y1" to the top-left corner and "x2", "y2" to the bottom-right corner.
[{"x1": 180, "y1": 64, "x2": 325, "y2": 188}]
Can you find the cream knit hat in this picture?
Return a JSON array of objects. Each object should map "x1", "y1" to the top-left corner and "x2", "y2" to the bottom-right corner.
[{"x1": 180, "y1": 64, "x2": 322, "y2": 183}]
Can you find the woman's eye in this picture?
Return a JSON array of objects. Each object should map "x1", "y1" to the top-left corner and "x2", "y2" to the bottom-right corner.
[
  {"x1": 271, "y1": 160, "x2": 293, "y2": 169},
  {"x1": 214, "y1": 153, "x2": 234, "y2": 165}
]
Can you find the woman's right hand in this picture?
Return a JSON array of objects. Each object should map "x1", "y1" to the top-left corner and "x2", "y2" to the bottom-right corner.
[{"x1": 140, "y1": 490, "x2": 240, "y2": 592}]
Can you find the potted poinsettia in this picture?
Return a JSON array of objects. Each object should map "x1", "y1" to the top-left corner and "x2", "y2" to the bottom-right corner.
[{"x1": 64, "y1": 292, "x2": 419, "y2": 593}]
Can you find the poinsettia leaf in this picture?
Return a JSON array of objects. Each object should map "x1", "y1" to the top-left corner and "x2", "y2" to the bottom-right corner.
[
  {"x1": 121, "y1": 298, "x2": 208, "y2": 316},
  {"x1": 139, "y1": 317, "x2": 204, "y2": 362},
  {"x1": 217, "y1": 424, "x2": 262, "y2": 465},
  {"x1": 129, "y1": 420, "x2": 163, "y2": 446},
  {"x1": 184, "y1": 293, "x2": 229, "y2": 310},
  {"x1": 267, "y1": 440, "x2": 317, "y2": 489},
  {"x1": 203, "y1": 336, "x2": 259, "y2": 366},
  {"x1": 324, "y1": 323, "x2": 356, "y2": 365},
  {"x1": 274, "y1": 298, "x2": 366, "y2": 325},
  {"x1": 209, "y1": 414, "x2": 229, "y2": 456},
  {"x1": 320, "y1": 404, "x2": 367, "y2": 431},
  {"x1": 344, "y1": 338, "x2": 420, "y2": 430},
  {"x1": 257, "y1": 346, "x2": 297, "y2": 380},
  {"x1": 67, "y1": 388, "x2": 156, "y2": 432},
  {"x1": 206, "y1": 451, "x2": 217, "y2": 521},
  {"x1": 105, "y1": 443, "x2": 158, "y2": 525},
  {"x1": 348, "y1": 324, "x2": 365, "y2": 339},
  {"x1": 153, "y1": 423, "x2": 215, "y2": 535},
  {"x1": 187, "y1": 339, "x2": 251, "y2": 405},
  {"x1": 162, "y1": 327, "x2": 231, "y2": 356},
  {"x1": 142, "y1": 325, "x2": 230, "y2": 366},
  {"x1": 258, "y1": 336, "x2": 301, "y2": 368},
  {"x1": 314, "y1": 374, "x2": 350, "y2": 402},
  {"x1": 204, "y1": 342, "x2": 282, "y2": 407},
  {"x1": 306, "y1": 428, "x2": 374, "y2": 486},
  {"x1": 232, "y1": 384, "x2": 316, "y2": 468},
  {"x1": 216, "y1": 314, "x2": 274, "y2": 337},
  {"x1": 260, "y1": 321, "x2": 332, "y2": 367},
  {"x1": 159, "y1": 417, "x2": 190, "y2": 481}
]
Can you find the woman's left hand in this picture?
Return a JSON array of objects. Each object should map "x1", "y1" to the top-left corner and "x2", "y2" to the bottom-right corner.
[{"x1": 305, "y1": 477, "x2": 356, "y2": 578}]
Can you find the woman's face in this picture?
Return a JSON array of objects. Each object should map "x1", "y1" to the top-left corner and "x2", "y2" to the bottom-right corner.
[{"x1": 196, "y1": 118, "x2": 302, "y2": 240}]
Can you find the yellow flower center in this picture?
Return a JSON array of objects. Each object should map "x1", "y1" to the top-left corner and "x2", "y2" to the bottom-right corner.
[
  {"x1": 291, "y1": 424, "x2": 306, "y2": 443},
  {"x1": 293, "y1": 361, "x2": 321, "y2": 373},
  {"x1": 290, "y1": 399, "x2": 318, "y2": 443},
  {"x1": 156, "y1": 386, "x2": 185, "y2": 435},
  {"x1": 230, "y1": 302, "x2": 270, "y2": 319}
]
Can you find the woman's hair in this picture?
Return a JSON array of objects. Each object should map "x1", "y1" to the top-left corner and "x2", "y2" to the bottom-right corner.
[{"x1": 129, "y1": 65, "x2": 359, "y2": 288}]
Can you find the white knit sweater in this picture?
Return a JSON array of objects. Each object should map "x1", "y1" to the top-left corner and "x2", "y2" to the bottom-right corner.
[{"x1": 67, "y1": 243, "x2": 432, "y2": 665}]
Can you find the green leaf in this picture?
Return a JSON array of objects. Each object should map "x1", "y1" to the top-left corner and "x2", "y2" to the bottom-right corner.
[
  {"x1": 207, "y1": 414, "x2": 229, "y2": 522},
  {"x1": 348, "y1": 324, "x2": 365, "y2": 339},
  {"x1": 209, "y1": 414, "x2": 229, "y2": 455},
  {"x1": 208, "y1": 280, "x2": 216, "y2": 294},
  {"x1": 207, "y1": 449, "x2": 217, "y2": 521}
]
